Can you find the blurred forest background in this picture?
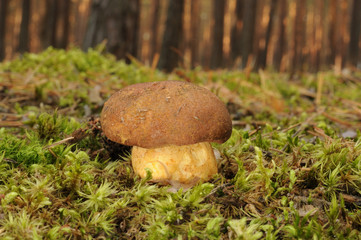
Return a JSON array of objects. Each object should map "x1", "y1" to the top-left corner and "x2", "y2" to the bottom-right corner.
[{"x1": 0, "y1": 0, "x2": 361, "y2": 73}]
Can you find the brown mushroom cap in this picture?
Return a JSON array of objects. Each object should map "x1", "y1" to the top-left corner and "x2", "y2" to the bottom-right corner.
[{"x1": 101, "y1": 81, "x2": 232, "y2": 148}]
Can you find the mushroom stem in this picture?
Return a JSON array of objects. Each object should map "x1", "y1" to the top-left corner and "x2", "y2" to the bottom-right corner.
[{"x1": 131, "y1": 142, "x2": 218, "y2": 187}]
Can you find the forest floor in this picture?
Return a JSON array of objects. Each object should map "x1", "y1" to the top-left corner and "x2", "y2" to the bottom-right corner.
[{"x1": 1, "y1": 47, "x2": 361, "y2": 239}]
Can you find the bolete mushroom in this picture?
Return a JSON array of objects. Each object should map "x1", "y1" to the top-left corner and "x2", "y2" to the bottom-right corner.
[{"x1": 101, "y1": 81, "x2": 232, "y2": 188}]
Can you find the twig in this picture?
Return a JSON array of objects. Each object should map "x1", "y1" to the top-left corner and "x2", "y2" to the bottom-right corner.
[
  {"x1": 316, "y1": 73, "x2": 324, "y2": 105},
  {"x1": 341, "y1": 193, "x2": 361, "y2": 206},
  {"x1": 341, "y1": 98, "x2": 361, "y2": 109},
  {"x1": 281, "y1": 122, "x2": 302, "y2": 132},
  {"x1": 232, "y1": 120, "x2": 268, "y2": 127},
  {"x1": 294, "y1": 193, "x2": 361, "y2": 207},
  {"x1": 203, "y1": 182, "x2": 233, "y2": 200},
  {"x1": 312, "y1": 126, "x2": 333, "y2": 141},
  {"x1": 44, "y1": 137, "x2": 75, "y2": 149},
  {"x1": 281, "y1": 110, "x2": 323, "y2": 152},
  {"x1": 0, "y1": 121, "x2": 23, "y2": 127},
  {"x1": 269, "y1": 147, "x2": 286, "y2": 155},
  {"x1": 250, "y1": 122, "x2": 301, "y2": 142},
  {"x1": 293, "y1": 195, "x2": 331, "y2": 207},
  {"x1": 322, "y1": 111, "x2": 357, "y2": 127},
  {"x1": 44, "y1": 128, "x2": 90, "y2": 149}
]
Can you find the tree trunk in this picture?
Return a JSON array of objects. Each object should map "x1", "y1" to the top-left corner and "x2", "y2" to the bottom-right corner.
[
  {"x1": 230, "y1": 0, "x2": 243, "y2": 64},
  {"x1": 149, "y1": 0, "x2": 160, "y2": 63},
  {"x1": 82, "y1": 0, "x2": 103, "y2": 50},
  {"x1": 348, "y1": 0, "x2": 361, "y2": 67},
  {"x1": 273, "y1": 0, "x2": 287, "y2": 71},
  {"x1": 257, "y1": 0, "x2": 276, "y2": 69},
  {"x1": 157, "y1": 0, "x2": 185, "y2": 72},
  {"x1": 18, "y1": 0, "x2": 31, "y2": 53},
  {"x1": 58, "y1": 0, "x2": 71, "y2": 49},
  {"x1": 292, "y1": 0, "x2": 307, "y2": 73},
  {"x1": 241, "y1": 0, "x2": 257, "y2": 68},
  {"x1": 190, "y1": 0, "x2": 200, "y2": 68},
  {"x1": 83, "y1": 0, "x2": 140, "y2": 61},
  {"x1": 309, "y1": 0, "x2": 323, "y2": 72},
  {"x1": 0, "y1": 0, "x2": 9, "y2": 60},
  {"x1": 334, "y1": 0, "x2": 348, "y2": 71},
  {"x1": 210, "y1": 0, "x2": 225, "y2": 69},
  {"x1": 41, "y1": 0, "x2": 57, "y2": 48},
  {"x1": 328, "y1": 0, "x2": 337, "y2": 66},
  {"x1": 107, "y1": 0, "x2": 140, "y2": 60}
]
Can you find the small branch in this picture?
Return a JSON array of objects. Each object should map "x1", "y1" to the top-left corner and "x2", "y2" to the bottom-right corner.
[
  {"x1": 281, "y1": 110, "x2": 323, "y2": 152},
  {"x1": 232, "y1": 120, "x2": 268, "y2": 127},
  {"x1": 44, "y1": 136, "x2": 75, "y2": 149},
  {"x1": 322, "y1": 111, "x2": 358, "y2": 127},
  {"x1": 341, "y1": 193, "x2": 361, "y2": 206},
  {"x1": 44, "y1": 128, "x2": 89, "y2": 149},
  {"x1": 281, "y1": 122, "x2": 301, "y2": 132},
  {"x1": 269, "y1": 147, "x2": 286, "y2": 155},
  {"x1": 203, "y1": 182, "x2": 233, "y2": 200},
  {"x1": 0, "y1": 121, "x2": 23, "y2": 127}
]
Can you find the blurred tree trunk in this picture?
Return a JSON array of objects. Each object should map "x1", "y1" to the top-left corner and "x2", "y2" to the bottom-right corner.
[
  {"x1": 83, "y1": 0, "x2": 140, "y2": 62},
  {"x1": 291, "y1": 0, "x2": 307, "y2": 73},
  {"x1": 273, "y1": 0, "x2": 287, "y2": 71},
  {"x1": 108, "y1": 0, "x2": 140, "y2": 60},
  {"x1": 230, "y1": 0, "x2": 243, "y2": 64},
  {"x1": 58, "y1": 0, "x2": 71, "y2": 49},
  {"x1": 335, "y1": 0, "x2": 348, "y2": 71},
  {"x1": 328, "y1": 0, "x2": 337, "y2": 66},
  {"x1": 149, "y1": 0, "x2": 160, "y2": 63},
  {"x1": 157, "y1": 0, "x2": 185, "y2": 72},
  {"x1": 210, "y1": 0, "x2": 225, "y2": 69},
  {"x1": 18, "y1": 0, "x2": 31, "y2": 53},
  {"x1": 241, "y1": 0, "x2": 257, "y2": 68},
  {"x1": 41, "y1": 0, "x2": 57, "y2": 48},
  {"x1": 41, "y1": 0, "x2": 70, "y2": 49},
  {"x1": 82, "y1": 0, "x2": 103, "y2": 50},
  {"x1": 0, "y1": 0, "x2": 9, "y2": 60},
  {"x1": 309, "y1": 0, "x2": 324, "y2": 72},
  {"x1": 190, "y1": 0, "x2": 200, "y2": 68},
  {"x1": 348, "y1": 0, "x2": 361, "y2": 67},
  {"x1": 257, "y1": 0, "x2": 276, "y2": 69}
]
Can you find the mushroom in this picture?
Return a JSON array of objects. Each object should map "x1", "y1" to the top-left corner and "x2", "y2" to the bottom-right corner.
[{"x1": 101, "y1": 81, "x2": 232, "y2": 188}]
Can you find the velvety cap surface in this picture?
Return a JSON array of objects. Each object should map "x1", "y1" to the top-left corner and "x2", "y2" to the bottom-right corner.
[{"x1": 101, "y1": 81, "x2": 232, "y2": 148}]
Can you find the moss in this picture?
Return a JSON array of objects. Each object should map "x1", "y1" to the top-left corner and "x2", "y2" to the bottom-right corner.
[{"x1": 1, "y1": 47, "x2": 361, "y2": 238}]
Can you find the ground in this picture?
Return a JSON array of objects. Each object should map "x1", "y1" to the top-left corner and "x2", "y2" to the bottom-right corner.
[{"x1": 0, "y1": 47, "x2": 361, "y2": 239}]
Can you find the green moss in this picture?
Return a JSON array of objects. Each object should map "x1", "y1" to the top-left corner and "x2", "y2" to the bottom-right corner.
[{"x1": 1, "y1": 48, "x2": 361, "y2": 238}]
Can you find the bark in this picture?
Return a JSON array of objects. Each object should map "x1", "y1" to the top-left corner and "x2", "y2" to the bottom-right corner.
[
  {"x1": 328, "y1": 0, "x2": 337, "y2": 66},
  {"x1": 230, "y1": 0, "x2": 243, "y2": 63},
  {"x1": 292, "y1": 0, "x2": 307, "y2": 73},
  {"x1": 241, "y1": 0, "x2": 257, "y2": 68},
  {"x1": 108, "y1": 0, "x2": 140, "y2": 60},
  {"x1": 309, "y1": 0, "x2": 324, "y2": 72},
  {"x1": 335, "y1": 0, "x2": 348, "y2": 70},
  {"x1": 0, "y1": 0, "x2": 9, "y2": 60},
  {"x1": 41, "y1": 0, "x2": 57, "y2": 48},
  {"x1": 149, "y1": 0, "x2": 160, "y2": 62},
  {"x1": 273, "y1": 0, "x2": 287, "y2": 71},
  {"x1": 257, "y1": 0, "x2": 276, "y2": 69},
  {"x1": 157, "y1": 0, "x2": 185, "y2": 72},
  {"x1": 82, "y1": 0, "x2": 103, "y2": 50},
  {"x1": 18, "y1": 0, "x2": 31, "y2": 53},
  {"x1": 190, "y1": 0, "x2": 200, "y2": 68},
  {"x1": 83, "y1": 0, "x2": 140, "y2": 61},
  {"x1": 59, "y1": 0, "x2": 71, "y2": 49},
  {"x1": 348, "y1": 0, "x2": 361, "y2": 66},
  {"x1": 210, "y1": 0, "x2": 226, "y2": 69}
]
